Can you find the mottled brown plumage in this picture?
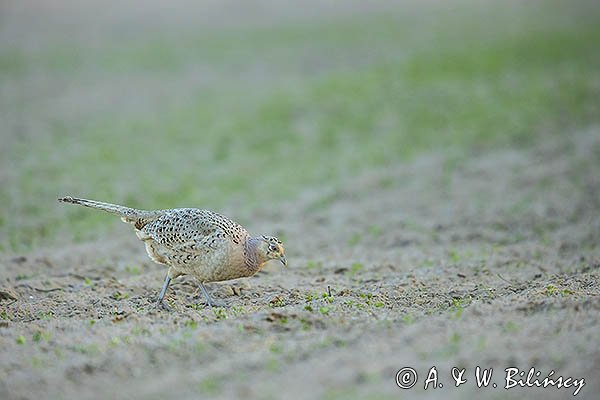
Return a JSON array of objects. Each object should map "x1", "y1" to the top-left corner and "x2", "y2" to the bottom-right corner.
[{"x1": 58, "y1": 196, "x2": 286, "y2": 308}]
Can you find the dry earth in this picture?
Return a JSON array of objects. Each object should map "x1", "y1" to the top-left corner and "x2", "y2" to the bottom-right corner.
[{"x1": 1, "y1": 129, "x2": 599, "y2": 400}]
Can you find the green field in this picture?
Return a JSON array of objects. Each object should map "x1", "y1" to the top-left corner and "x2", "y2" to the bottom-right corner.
[{"x1": 1, "y1": 0, "x2": 599, "y2": 251}]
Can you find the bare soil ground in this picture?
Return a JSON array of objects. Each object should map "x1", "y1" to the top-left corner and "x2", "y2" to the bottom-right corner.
[{"x1": 1, "y1": 129, "x2": 599, "y2": 400}]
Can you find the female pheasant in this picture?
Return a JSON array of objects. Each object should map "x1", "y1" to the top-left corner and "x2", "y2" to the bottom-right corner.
[{"x1": 58, "y1": 196, "x2": 287, "y2": 308}]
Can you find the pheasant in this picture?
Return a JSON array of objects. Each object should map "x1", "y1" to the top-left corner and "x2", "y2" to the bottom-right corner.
[{"x1": 58, "y1": 196, "x2": 287, "y2": 308}]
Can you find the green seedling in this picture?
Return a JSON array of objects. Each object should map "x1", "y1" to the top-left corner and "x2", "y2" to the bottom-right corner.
[
  {"x1": 348, "y1": 262, "x2": 363, "y2": 277},
  {"x1": 348, "y1": 233, "x2": 362, "y2": 246},
  {"x1": 198, "y1": 377, "x2": 220, "y2": 395},
  {"x1": 110, "y1": 291, "x2": 129, "y2": 301},
  {"x1": 212, "y1": 307, "x2": 227, "y2": 320}
]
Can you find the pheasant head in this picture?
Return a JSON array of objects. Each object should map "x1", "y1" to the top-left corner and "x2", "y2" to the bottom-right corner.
[{"x1": 252, "y1": 235, "x2": 287, "y2": 268}]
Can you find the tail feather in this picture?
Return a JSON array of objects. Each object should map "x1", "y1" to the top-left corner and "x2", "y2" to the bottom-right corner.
[{"x1": 58, "y1": 196, "x2": 160, "y2": 223}]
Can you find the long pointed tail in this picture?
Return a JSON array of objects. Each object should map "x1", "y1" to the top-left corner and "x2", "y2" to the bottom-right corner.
[{"x1": 58, "y1": 196, "x2": 160, "y2": 222}]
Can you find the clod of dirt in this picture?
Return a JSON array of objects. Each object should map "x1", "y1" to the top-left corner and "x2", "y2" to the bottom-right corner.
[
  {"x1": 0, "y1": 287, "x2": 18, "y2": 301},
  {"x1": 268, "y1": 295, "x2": 285, "y2": 307}
]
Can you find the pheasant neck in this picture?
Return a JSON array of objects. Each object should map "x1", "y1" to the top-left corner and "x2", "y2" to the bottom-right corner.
[{"x1": 244, "y1": 236, "x2": 265, "y2": 273}]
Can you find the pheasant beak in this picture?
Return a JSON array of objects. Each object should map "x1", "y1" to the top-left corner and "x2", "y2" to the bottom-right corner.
[{"x1": 279, "y1": 255, "x2": 288, "y2": 267}]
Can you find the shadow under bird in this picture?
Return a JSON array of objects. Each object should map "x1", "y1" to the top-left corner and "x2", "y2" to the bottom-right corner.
[{"x1": 58, "y1": 196, "x2": 287, "y2": 308}]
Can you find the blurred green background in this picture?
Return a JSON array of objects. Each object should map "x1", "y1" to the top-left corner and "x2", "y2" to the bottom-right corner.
[{"x1": 1, "y1": 0, "x2": 599, "y2": 252}]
